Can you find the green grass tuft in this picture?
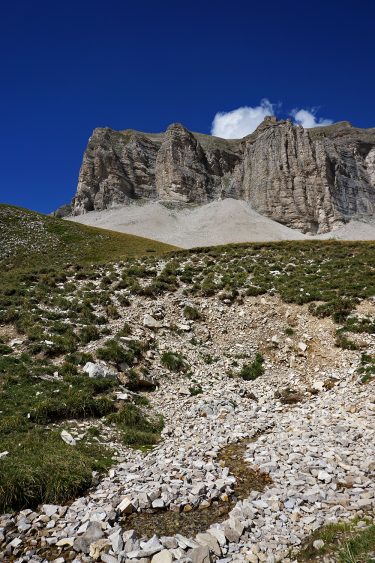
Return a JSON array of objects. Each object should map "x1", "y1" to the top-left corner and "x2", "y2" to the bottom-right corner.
[
  {"x1": 296, "y1": 520, "x2": 375, "y2": 562},
  {"x1": 161, "y1": 351, "x2": 187, "y2": 372},
  {"x1": 107, "y1": 403, "x2": 163, "y2": 446},
  {"x1": 0, "y1": 430, "x2": 112, "y2": 513},
  {"x1": 239, "y1": 353, "x2": 265, "y2": 381}
]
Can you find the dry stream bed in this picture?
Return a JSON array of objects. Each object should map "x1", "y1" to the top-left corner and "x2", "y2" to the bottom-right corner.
[{"x1": 122, "y1": 437, "x2": 272, "y2": 538}]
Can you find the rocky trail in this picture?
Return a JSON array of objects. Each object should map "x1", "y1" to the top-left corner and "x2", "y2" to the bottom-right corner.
[{"x1": 1, "y1": 289, "x2": 374, "y2": 563}]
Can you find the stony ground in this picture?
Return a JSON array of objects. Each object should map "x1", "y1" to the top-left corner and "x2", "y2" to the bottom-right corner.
[{"x1": 1, "y1": 286, "x2": 374, "y2": 563}]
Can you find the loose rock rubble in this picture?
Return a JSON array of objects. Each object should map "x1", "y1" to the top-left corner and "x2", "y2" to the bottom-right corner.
[{"x1": 1, "y1": 293, "x2": 374, "y2": 562}]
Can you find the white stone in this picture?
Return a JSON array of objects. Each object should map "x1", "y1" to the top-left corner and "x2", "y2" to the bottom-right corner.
[
  {"x1": 116, "y1": 496, "x2": 133, "y2": 514},
  {"x1": 42, "y1": 504, "x2": 60, "y2": 517},
  {"x1": 317, "y1": 470, "x2": 332, "y2": 483},
  {"x1": 83, "y1": 361, "x2": 116, "y2": 379},
  {"x1": 143, "y1": 314, "x2": 163, "y2": 329},
  {"x1": 208, "y1": 527, "x2": 227, "y2": 547},
  {"x1": 195, "y1": 532, "x2": 221, "y2": 556},
  {"x1": 151, "y1": 550, "x2": 173, "y2": 563},
  {"x1": 60, "y1": 430, "x2": 76, "y2": 446}
]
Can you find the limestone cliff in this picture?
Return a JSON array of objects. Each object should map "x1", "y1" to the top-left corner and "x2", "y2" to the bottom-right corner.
[{"x1": 60, "y1": 118, "x2": 375, "y2": 233}]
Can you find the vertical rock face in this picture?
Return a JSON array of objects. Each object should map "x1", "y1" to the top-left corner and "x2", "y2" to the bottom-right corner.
[
  {"x1": 239, "y1": 120, "x2": 375, "y2": 232},
  {"x1": 365, "y1": 147, "x2": 375, "y2": 187},
  {"x1": 155, "y1": 123, "x2": 212, "y2": 202},
  {"x1": 64, "y1": 118, "x2": 375, "y2": 233},
  {"x1": 70, "y1": 129, "x2": 159, "y2": 214}
]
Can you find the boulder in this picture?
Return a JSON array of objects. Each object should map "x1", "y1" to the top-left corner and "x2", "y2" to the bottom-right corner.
[
  {"x1": 143, "y1": 315, "x2": 163, "y2": 329},
  {"x1": 190, "y1": 545, "x2": 211, "y2": 563},
  {"x1": 83, "y1": 362, "x2": 117, "y2": 379},
  {"x1": 73, "y1": 521, "x2": 103, "y2": 554},
  {"x1": 195, "y1": 532, "x2": 221, "y2": 556},
  {"x1": 116, "y1": 496, "x2": 134, "y2": 514},
  {"x1": 151, "y1": 550, "x2": 173, "y2": 563},
  {"x1": 60, "y1": 430, "x2": 76, "y2": 446}
]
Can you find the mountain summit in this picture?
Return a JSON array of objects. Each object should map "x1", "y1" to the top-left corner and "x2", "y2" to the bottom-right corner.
[{"x1": 58, "y1": 118, "x2": 375, "y2": 234}]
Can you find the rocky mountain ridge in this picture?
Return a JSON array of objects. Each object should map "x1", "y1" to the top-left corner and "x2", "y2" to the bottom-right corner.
[{"x1": 60, "y1": 117, "x2": 375, "y2": 234}]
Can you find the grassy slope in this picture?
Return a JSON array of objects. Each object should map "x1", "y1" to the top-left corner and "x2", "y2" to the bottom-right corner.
[
  {"x1": 0, "y1": 204, "x2": 176, "y2": 272},
  {"x1": 0, "y1": 204, "x2": 172, "y2": 512},
  {"x1": 1, "y1": 204, "x2": 374, "y2": 548}
]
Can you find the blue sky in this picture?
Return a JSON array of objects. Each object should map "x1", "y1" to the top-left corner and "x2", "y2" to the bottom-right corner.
[{"x1": 1, "y1": 0, "x2": 374, "y2": 213}]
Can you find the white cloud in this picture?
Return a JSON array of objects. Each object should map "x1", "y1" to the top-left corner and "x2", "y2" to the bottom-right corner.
[
  {"x1": 211, "y1": 99, "x2": 274, "y2": 139},
  {"x1": 291, "y1": 108, "x2": 333, "y2": 128}
]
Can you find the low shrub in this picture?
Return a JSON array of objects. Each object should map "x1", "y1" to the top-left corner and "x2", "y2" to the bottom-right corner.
[
  {"x1": 189, "y1": 385, "x2": 203, "y2": 396},
  {"x1": 105, "y1": 304, "x2": 120, "y2": 319},
  {"x1": 183, "y1": 305, "x2": 200, "y2": 320},
  {"x1": 357, "y1": 353, "x2": 375, "y2": 383},
  {"x1": 309, "y1": 298, "x2": 357, "y2": 323},
  {"x1": 335, "y1": 333, "x2": 360, "y2": 350},
  {"x1": 65, "y1": 351, "x2": 94, "y2": 365},
  {"x1": 0, "y1": 343, "x2": 13, "y2": 355},
  {"x1": 79, "y1": 324, "x2": 100, "y2": 344},
  {"x1": 96, "y1": 339, "x2": 143, "y2": 366},
  {"x1": 117, "y1": 322, "x2": 132, "y2": 336},
  {"x1": 161, "y1": 351, "x2": 187, "y2": 372},
  {"x1": 239, "y1": 353, "x2": 265, "y2": 381}
]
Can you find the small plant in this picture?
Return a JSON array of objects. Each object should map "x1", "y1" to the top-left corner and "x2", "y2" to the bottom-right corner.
[
  {"x1": 105, "y1": 304, "x2": 120, "y2": 319},
  {"x1": 86, "y1": 426, "x2": 101, "y2": 438},
  {"x1": 107, "y1": 403, "x2": 163, "y2": 446},
  {"x1": 189, "y1": 385, "x2": 203, "y2": 396},
  {"x1": 183, "y1": 305, "x2": 200, "y2": 320},
  {"x1": 59, "y1": 361, "x2": 78, "y2": 377},
  {"x1": 117, "y1": 322, "x2": 132, "y2": 337},
  {"x1": 0, "y1": 343, "x2": 13, "y2": 355},
  {"x1": 239, "y1": 353, "x2": 265, "y2": 381},
  {"x1": 133, "y1": 394, "x2": 150, "y2": 406},
  {"x1": 117, "y1": 294, "x2": 131, "y2": 306},
  {"x1": 65, "y1": 351, "x2": 94, "y2": 365},
  {"x1": 340, "y1": 315, "x2": 375, "y2": 335},
  {"x1": 161, "y1": 351, "x2": 187, "y2": 372},
  {"x1": 126, "y1": 368, "x2": 156, "y2": 391},
  {"x1": 203, "y1": 354, "x2": 219, "y2": 364},
  {"x1": 0, "y1": 430, "x2": 112, "y2": 513},
  {"x1": 357, "y1": 353, "x2": 375, "y2": 383},
  {"x1": 97, "y1": 339, "x2": 143, "y2": 366},
  {"x1": 295, "y1": 519, "x2": 375, "y2": 562},
  {"x1": 309, "y1": 298, "x2": 357, "y2": 323},
  {"x1": 285, "y1": 327, "x2": 294, "y2": 336},
  {"x1": 79, "y1": 324, "x2": 100, "y2": 344},
  {"x1": 201, "y1": 273, "x2": 216, "y2": 296},
  {"x1": 335, "y1": 333, "x2": 360, "y2": 350}
]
